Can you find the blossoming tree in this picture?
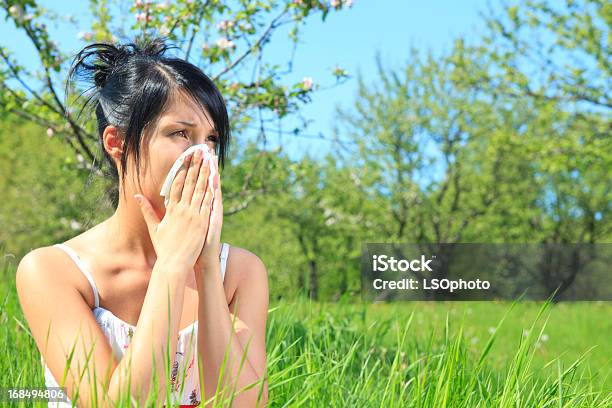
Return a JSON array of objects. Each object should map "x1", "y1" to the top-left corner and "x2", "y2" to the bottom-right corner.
[{"x1": 0, "y1": 0, "x2": 352, "y2": 209}]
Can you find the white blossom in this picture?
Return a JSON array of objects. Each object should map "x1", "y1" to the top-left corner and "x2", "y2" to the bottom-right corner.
[
  {"x1": 46, "y1": 128, "x2": 54, "y2": 137},
  {"x1": 8, "y1": 5, "x2": 24, "y2": 20},
  {"x1": 70, "y1": 219, "x2": 82, "y2": 230},
  {"x1": 217, "y1": 20, "x2": 234, "y2": 31},
  {"x1": 216, "y1": 37, "x2": 235, "y2": 50},
  {"x1": 77, "y1": 31, "x2": 93, "y2": 41},
  {"x1": 239, "y1": 22, "x2": 253, "y2": 31},
  {"x1": 302, "y1": 76, "x2": 313, "y2": 91},
  {"x1": 325, "y1": 217, "x2": 337, "y2": 226}
]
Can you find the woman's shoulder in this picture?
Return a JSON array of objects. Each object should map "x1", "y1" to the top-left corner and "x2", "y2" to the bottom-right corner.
[
  {"x1": 16, "y1": 238, "x2": 98, "y2": 307},
  {"x1": 18, "y1": 242, "x2": 73, "y2": 273},
  {"x1": 223, "y1": 244, "x2": 268, "y2": 300},
  {"x1": 225, "y1": 244, "x2": 267, "y2": 274},
  {"x1": 19, "y1": 233, "x2": 88, "y2": 272},
  {"x1": 16, "y1": 245, "x2": 67, "y2": 292}
]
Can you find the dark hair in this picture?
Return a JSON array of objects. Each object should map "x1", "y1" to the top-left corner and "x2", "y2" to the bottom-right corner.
[{"x1": 65, "y1": 37, "x2": 230, "y2": 206}]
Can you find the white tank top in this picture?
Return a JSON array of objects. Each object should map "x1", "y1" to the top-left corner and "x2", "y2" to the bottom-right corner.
[{"x1": 42, "y1": 242, "x2": 231, "y2": 407}]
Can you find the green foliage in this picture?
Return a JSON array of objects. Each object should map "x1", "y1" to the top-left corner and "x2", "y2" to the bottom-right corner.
[
  {"x1": 317, "y1": 0, "x2": 610, "y2": 299},
  {"x1": 0, "y1": 115, "x2": 109, "y2": 259},
  {"x1": 0, "y1": 0, "x2": 352, "y2": 204}
]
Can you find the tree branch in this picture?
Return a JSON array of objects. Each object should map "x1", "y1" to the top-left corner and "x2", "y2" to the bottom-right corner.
[{"x1": 212, "y1": 8, "x2": 289, "y2": 81}]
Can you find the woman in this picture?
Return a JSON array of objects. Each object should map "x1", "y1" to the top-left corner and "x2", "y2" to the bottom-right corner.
[{"x1": 15, "y1": 38, "x2": 269, "y2": 407}]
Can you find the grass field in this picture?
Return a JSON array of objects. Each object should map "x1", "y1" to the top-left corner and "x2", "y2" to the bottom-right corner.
[{"x1": 1, "y1": 262, "x2": 610, "y2": 407}]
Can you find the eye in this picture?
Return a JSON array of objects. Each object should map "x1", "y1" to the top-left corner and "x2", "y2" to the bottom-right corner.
[
  {"x1": 171, "y1": 129, "x2": 189, "y2": 139},
  {"x1": 207, "y1": 134, "x2": 219, "y2": 144}
]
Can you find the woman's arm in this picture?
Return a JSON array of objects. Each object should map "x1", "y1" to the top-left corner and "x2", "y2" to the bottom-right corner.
[
  {"x1": 196, "y1": 248, "x2": 269, "y2": 407},
  {"x1": 107, "y1": 253, "x2": 191, "y2": 404},
  {"x1": 17, "y1": 247, "x2": 192, "y2": 407}
]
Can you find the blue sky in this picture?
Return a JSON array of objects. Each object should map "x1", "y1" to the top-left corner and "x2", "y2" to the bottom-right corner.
[
  {"x1": 264, "y1": 0, "x2": 490, "y2": 159},
  {"x1": 1, "y1": 0, "x2": 492, "y2": 161}
]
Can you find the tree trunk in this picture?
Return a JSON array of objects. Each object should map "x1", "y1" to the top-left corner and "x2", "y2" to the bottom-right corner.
[
  {"x1": 297, "y1": 270, "x2": 305, "y2": 297},
  {"x1": 308, "y1": 258, "x2": 318, "y2": 300}
]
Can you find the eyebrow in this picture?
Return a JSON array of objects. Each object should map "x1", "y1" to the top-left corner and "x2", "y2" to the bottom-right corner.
[
  {"x1": 175, "y1": 120, "x2": 196, "y2": 127},
  {"x1": 169, "y1": 120, "x2": 218, "y2": 132}
]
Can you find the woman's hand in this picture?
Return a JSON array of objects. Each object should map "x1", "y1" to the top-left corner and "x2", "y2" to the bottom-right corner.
[
  {"x1": 194, "y1": 155, "x2": 223, "y2": 275},
  {"x1": 134, "y1": 149, "x2": 215, "y2": 269}
]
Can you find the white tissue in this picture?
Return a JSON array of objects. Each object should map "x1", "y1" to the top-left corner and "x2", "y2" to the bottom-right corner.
[{"x1": 160, "y1": 144, "x2": 216, "y2": 207}]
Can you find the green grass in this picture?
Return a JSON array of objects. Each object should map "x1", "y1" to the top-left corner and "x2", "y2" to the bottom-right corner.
[{"x1": 1, "y1": 259, "x2": 610, "y2": 407}]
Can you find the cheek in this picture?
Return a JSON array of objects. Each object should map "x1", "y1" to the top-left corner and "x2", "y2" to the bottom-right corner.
[{"x1": 141, "y1": 149, "x2": 180, "y2": 205}]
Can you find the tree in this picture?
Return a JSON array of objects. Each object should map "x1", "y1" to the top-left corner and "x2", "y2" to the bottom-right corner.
[
  {"x1": 466, "y1": 0, "x2": 612, "y2": 299},
  {"x1": 332, "y1": 0, "x2": 611, "y2": 300},
  {"x1": 0, "y1": 0, "x2": 352, "y2": 208},
  {"x1": 476, "y1": 0, "x2": 610, "y2": 111},
  {"x1": 270, "y1": 155, "x2": 326, "y2": 299},
  {"x1": 0, "y1": 115, "x2": 104, "y2": 258},
  {"x1": 463, "y1": 0, "x2": 611, "y2": 246},
  {"x1": 334, "y1": 50, "x2": 528, "y2": 244}
]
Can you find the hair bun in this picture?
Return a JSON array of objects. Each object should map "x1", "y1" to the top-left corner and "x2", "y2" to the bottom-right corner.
[
  {"x1": 67, "y1": 43, "x2": 124, "y2": 90},
  {"x1": 137, "y1": 37, "x2": 171, "y2": 59},
  {"x1": 67, "y1": 37, "x2": 172, "y2": 91}
]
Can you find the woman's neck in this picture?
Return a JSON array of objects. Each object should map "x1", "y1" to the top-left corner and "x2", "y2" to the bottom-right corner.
[{"x1": 103, "y1": 193, "x2": 158, "y2": 268}]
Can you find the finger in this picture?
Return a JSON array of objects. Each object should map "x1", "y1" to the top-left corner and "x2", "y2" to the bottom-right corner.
[
  {"x1": 214, "y1": 161, "x2": 223, "y2": 216},
  {"x1": 199, "y1": 175, "x2": 214, "y2": 218},
  {"x1": 134, "y1": 194, "x2": 161, "y2": 237},
  {"x1": 182, "y1": 149, "x2": 203, "y2": 204},
  {"x1": 215, "y1": 158, "x2": 222, "y2": 200},
  {"x1": 169, "y1": 152, "x2": 193, "y2": 205},
  {"x1": 207, "y1": 160, "x2": 223, "y2": 242},
  {"x1": 191, "y1": 154, "x2": 211, "y2": 210},
  {"x1": 208, "y1": 191, "x2": 223, "y2": 243},
  {"x1": 209, "y1": 156, "x2": 222, "y2": 204}
]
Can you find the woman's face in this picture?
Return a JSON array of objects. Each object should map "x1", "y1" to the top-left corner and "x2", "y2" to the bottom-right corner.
[{"x1": 127, "y1": 91, "x2": 220, "y2": 214}]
